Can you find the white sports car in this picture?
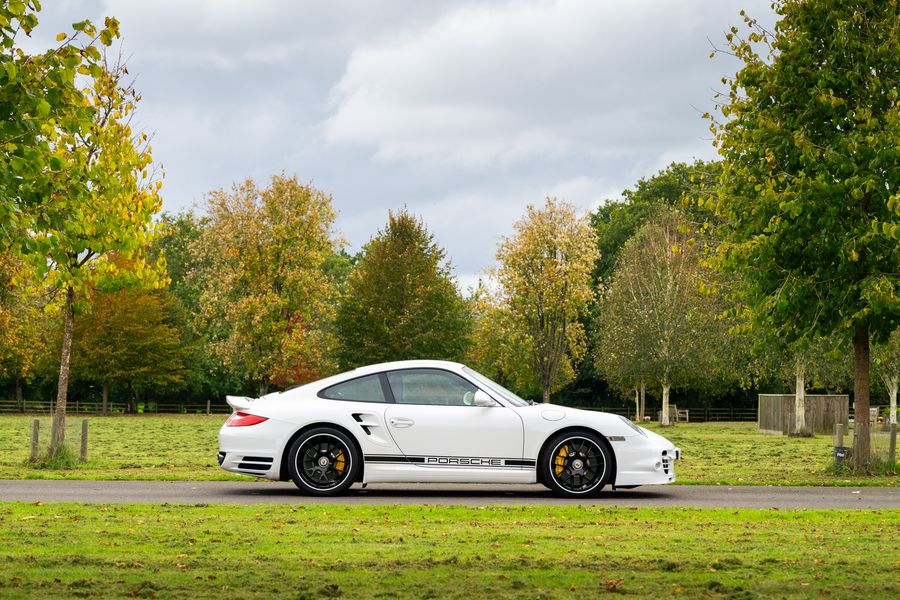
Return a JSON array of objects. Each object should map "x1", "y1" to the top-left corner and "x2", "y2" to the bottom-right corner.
[{"x1": 218, "y1": 360, "x2": 680, "y2": 498}]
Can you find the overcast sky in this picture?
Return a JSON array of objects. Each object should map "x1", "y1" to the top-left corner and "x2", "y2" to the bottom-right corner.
[{"x1": 31, "y1": 0, "x2": 776, "y2": 290}]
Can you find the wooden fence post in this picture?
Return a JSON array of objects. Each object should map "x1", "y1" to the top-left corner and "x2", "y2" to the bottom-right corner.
[
  {"x1": 206, "y1": 398, "x2": 211, "y2": 416},
  {"x1": 80, "y1": 419, "x2": 88, "y2": 462},
  {"x1": 889, "y1": 423, "x2": 897, "y2": 465},
  {"x1": 30, "y1": 419, "x2": 39, "y2": 462}
]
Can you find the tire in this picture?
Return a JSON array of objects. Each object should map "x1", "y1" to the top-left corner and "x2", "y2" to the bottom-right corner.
[
  {"x1": 539, "y1": 431, "x2": 612, "y2": 498},
  {"x1": 287, "y1": 427, "x2": 361, "y2": 496}
]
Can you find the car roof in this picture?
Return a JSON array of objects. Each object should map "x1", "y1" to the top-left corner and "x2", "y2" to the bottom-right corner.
[
  {"x1": 347, "y1": 359, "x2": 465, "y2": 377},
  {"x1": 275, "y1": 359, "x2": 467, "y2": 397}
]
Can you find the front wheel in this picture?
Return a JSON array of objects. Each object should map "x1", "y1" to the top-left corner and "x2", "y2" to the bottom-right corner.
[
  {"x1": 540, "y1": 431, "x2": 612, "y2": 498},
  {"x1": 287, "y1": 428, "x2": 360, "y2": 496}
]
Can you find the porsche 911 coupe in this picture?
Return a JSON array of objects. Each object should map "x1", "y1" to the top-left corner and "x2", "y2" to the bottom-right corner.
[{"x1": 218, "y1": 360, "x2": 680, "y2": 497}]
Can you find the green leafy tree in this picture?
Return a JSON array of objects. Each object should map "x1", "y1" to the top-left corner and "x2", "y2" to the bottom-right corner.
[
  {"x1": 192, "y1": 175, "x2": 340, "y2": 394},
  {"x1": 1, "y1": 4, "x2": 119, "y2": 246},
  {"x1": 591, "y1": 161, "x2": 721, "y2": 285},
  {"x1": 17, "y1": 58, "x2": 165, "y2": 455},
  {"x1": 151, "y1": 211, "x2": 247, "y2": 407},
  {"x1": 497, "y1": 198, "x2": 598, "y2": 403},
  {"x1": 335, "y1": 209, "x2": 470, "y2": 369},
  {"x1": 872, "y1": 330, "x2": 900, "y2": 426},
  {"x1": 153, "y1": 212, "x2": 206, "y2": 312},
  {"x1": 595, "y1": 209, "x2": 730, "y2": 425},
  {"x1": 71, "y1": 288, "x2": 188, "y2": 414},
  {"x1": 710, "y1": 1, "x2": 900, "y2": 468},
  {"x1": 749, "y1": 332, "x2": 851, "y2": 434}
]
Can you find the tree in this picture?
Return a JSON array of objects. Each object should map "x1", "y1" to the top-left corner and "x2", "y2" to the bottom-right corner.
[
  {"x1": 153, "y1": 211, "x2": 206, "y2": 312},
  {"x1": 0, "y1": 252, "x2": 50, "y2": 410},
  {"x1": 749, "y1": 332, "x2": 851, "y2": 434},
  {"x1": 466, "y1": 280, "x2": 539, "y2": 398},
  {"x1": 872, "y1": 330, "x2": 900, "y2": 426},
  {"x1": 595, "y1": 209, "x2": 728, "y2": 425},
  {"x1": 17, "y1": 58, "x2": 165, "y2": 455},
  {"x1": 497, "y1": 198, "x2": 598, "y2": 403},
  {"x1": 591, "y1": 161, "x2": 721, "y2": 286},
  {"x1": 1, "y1": 5, "x2": 120, "y2": 247},
  {"x1": 710, "y1": 1, "x2": 900, "y2": 468},
  {"x1": 335, "y1": 209, "x2": 470, "y2": 369},
  {"x1": 593, "y1": 287, "x2": 654, "y2": 421},
  {"x1": 192, "y1": 175, "x2": 339, "y2": 394},
  {"x1": 71, "y1": 289, "x2": 187, "y2": 414}
]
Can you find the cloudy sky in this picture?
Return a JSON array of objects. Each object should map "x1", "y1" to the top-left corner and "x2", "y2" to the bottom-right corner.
[{"x1": 31, "y1": 0, "x2": 776, "y2": 289}]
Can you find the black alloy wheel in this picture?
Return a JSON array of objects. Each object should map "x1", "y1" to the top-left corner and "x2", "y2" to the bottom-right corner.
[
  {"x1": 541, "y1": 432, "x2": 611, "y2": 497},
  {"x1": 288, "y1": 428, "x2": 360, "y2": 496}
]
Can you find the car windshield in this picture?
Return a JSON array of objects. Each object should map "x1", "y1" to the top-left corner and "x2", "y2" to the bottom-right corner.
[{"x1": 462, "y1": 367, "x2": 532, "y2": 407}]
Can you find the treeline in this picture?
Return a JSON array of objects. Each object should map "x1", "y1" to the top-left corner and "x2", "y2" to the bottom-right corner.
[{"x1": 3, "y1": 162, "x2": 898, "y2": 421}]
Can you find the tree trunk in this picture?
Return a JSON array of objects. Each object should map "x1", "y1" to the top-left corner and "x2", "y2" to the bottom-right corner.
[
  {"x1": 634, "y1": 387, "x2": 640, "y2": 420},
  {"x1": 102, "y1": 383, "x2": 109, "y2": 416},
  {"x1": 126, "y1": 381, "x2": 135, "y2": 414},
  {"x1": 640, "y1": 380, "x2": 646, "y2": 422},
  {"x1": 50, "y1": 286, "x2": 76, "y2": 455},
  {"x1": 852, "y1": 324, "x2": 871, "y2": 471},
  {"x1": 15, "y1": 376, "x2": 24, "y2": 413},
  {"x1": 258, "y1": 380, "x2": 269, "y2": 397},
  {"x1": 887, "y1": 376, "x2": 898, "y2": 426},
  {"x1": 660, "y1": 381, "x2": 671, "y2": 426},
  {"x1": 542, "y1": 386, "x2": 550, "y2": 404},
  {"x1": 794, "y1": 361, "x2": 807, "y2": 435}
]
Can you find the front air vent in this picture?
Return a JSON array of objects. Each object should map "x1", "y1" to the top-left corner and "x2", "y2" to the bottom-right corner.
[{"x1": 238, "y1": 456, "x2": 273, "y2": 471}]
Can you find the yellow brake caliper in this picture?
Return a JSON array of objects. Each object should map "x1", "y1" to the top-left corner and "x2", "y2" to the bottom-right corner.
[
  {"x1": 554, "y1": 444, "x2": 568, "y2": 476},
  {"x1": 334, "y1": 449, "x2": 346, "y2": 475}
]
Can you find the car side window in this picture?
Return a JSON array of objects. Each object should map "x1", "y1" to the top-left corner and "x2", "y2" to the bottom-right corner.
[
  {"x1": 387, "y1": 369, "x2": 477, "y2": 406},
  {"x1": 320, "y1": 374, "x2": 387, "y2": 403}
]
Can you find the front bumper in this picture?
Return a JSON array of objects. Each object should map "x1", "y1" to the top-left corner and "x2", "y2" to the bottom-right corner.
[{"x1": 613, "y1": 431, "x2": 681, "y2": 486}]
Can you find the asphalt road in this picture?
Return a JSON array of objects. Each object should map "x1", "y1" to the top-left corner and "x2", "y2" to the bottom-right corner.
[{"x1": 1, "y1": 480, "x2": 898, "y2": 508}]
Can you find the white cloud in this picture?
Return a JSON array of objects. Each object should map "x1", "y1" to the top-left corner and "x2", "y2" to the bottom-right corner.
[
  {"x1": 26, "y1": 0, "x2": 776, "y2": 279},
  {"x1": 322, "y1": 0, "x2": 767, "y2": 169}
]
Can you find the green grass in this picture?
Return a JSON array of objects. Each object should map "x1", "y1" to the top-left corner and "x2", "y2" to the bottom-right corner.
[
  {"x1": 0, "y1": 503, "x2": 897, "y2": 599},
  {"x1": 0, "y1": 415, "x2": 239, "y2": 481},
  {"x1": 0, "y1": 415, "x2": 896, "y2": 485}
]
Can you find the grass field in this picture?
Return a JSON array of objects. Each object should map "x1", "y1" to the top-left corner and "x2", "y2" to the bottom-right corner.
[
  {"x1": 0, "y1": 415, "x2": 896, "y2": 486},
  {"x1": 0, "y1": 502, "x2": 897, "y2": 599}
]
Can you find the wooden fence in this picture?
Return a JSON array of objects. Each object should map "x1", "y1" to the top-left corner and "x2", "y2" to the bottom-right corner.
[
  {"x1": 573, "y1": 406, "x2": 758, "y2": 422},
  {"x1": 758, "y1": 394, "x2": 849, "y2": 435},
  {"x1": 0, "y1": 397, "x2": 231, "y2": 415}
]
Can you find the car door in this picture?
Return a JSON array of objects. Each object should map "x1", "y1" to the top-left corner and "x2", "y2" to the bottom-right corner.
[{"x1": 383, "y1": 368, "x2": 524, "y2": 465}]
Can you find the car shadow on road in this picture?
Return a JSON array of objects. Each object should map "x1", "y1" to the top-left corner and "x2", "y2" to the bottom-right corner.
[{"x1": 221, "y1": 483, "x2": 671, "y2": 502}]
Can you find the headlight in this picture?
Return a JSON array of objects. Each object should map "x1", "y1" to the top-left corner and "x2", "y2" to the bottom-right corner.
[{"x1": 619, "y1": 415, "x2": 647, "y2": 436}]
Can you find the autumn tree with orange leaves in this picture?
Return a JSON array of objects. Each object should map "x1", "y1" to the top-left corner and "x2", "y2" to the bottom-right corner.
[{"x1": 192, "y1": 175, "x2": 340, "y2": 395}]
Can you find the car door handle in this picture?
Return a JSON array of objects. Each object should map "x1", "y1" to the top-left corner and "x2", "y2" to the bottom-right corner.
[{"x1": 389, "y1": 417, "x2": 415, "y2": 428}]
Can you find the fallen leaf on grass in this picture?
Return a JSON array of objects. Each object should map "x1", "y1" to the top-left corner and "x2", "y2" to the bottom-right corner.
[
  {"x1": 605, "y1": 578, "x2": 624, "y2": 592},
  {"x1": 20, "y1": 516, "x2": 36, "y2": 521}
]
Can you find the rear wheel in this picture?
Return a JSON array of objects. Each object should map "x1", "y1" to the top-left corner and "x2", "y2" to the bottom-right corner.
[
  {"x1": 288, "y1": 428, "x2": 360, "y2": 496},
  {"x1": 540, "y1": 431, "x2": 611, "y2": 498}
]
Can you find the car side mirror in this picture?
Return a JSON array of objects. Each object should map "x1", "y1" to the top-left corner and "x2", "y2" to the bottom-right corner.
[{"x1": 473, "y1": 390, "x2": 496, "y2": 407}]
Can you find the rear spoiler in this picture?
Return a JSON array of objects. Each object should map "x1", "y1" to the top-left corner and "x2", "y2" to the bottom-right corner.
[{"x1": 226, "y1": 395, "x2": 255, "y2": 412}]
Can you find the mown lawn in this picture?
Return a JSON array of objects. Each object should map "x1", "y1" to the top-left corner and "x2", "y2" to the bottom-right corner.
[
  {"x1": 0, "y1": 503, "x2": 897, "y2": 599},
  {"x1": 0, "y1": 415, "x2": 896, "y2": 486}
]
